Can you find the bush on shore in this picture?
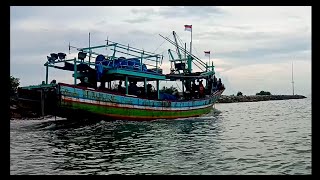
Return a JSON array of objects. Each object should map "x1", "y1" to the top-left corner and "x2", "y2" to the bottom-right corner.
[{"x1": 256, "y1": 91, "x2": 271, "y2": 95}]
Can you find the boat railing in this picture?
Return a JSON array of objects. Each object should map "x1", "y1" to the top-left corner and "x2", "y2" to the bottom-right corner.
[{"x1": 79, "y1": 40, "x2": 163, "y2": 66}]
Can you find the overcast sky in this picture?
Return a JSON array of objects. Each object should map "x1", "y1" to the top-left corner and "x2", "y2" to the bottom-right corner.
[{"x1": 10, "y1": 6, "x2": 311, "y2": 96}]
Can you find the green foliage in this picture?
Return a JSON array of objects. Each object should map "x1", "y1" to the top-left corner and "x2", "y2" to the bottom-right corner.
[
  {"x1": 10, "y1": 76, "x2": 20, "y2": 96},
  {"x1": 256, "y1": 91, "x2": 271, "y2": 95},
  {"x1": 236, "y1": 91, "x2": 243, "y2": 96},
  {"x1": 160, "y1": 86, "x2": 178, "y2": 94}
]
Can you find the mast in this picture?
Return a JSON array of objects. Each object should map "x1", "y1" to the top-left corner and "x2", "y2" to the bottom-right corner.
[
  {"x1": 184, "y1": 43, "x2": 187, "y2": 59},
  {"x1": 209, "y1": 52, "x2": 211, "y2": 67},
  {"x1": 292, "y1": 61, "x2": 294, "y2": 95},
  {"x1": 173, "y1": 31, "x2": 182, "y2": 59},
  {"x1": 190, "y1": 25, "x2": 193, "y2": 73},
  {"x1": 184, "y1": 42, "x2": 187, "y2": 72},
  {"x1": 190, "y1": 26, "x2": 192, "y2": 54}
]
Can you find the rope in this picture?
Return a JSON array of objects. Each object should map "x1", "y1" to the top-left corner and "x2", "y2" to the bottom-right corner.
[
  {"x1": 176, "y1": 34, "x2": 185, "y2": 51},
  {"x1": 175, "y1": 81, "x2": 182, "y2": 91},
  {"x1": 193, "y1": 45, "x2": 201, "y2": 59},
  {"x1": 153, "y1": 32, "x2": 172, "y2": 53},
  {"x1": 192, "y1": 44, "x2": 207, "y2": 71}
]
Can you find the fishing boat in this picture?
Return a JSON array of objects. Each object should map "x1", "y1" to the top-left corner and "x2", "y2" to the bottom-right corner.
[{"x1": 17, "y1": 28, "x2": 225, "y2": 121}]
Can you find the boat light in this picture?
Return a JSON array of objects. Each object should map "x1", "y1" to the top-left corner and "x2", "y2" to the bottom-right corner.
[
  {"x1": 58, "y1": 52, "x2": 66, "y2": 60},
  {"x1": 78, "y1": 52, "x2": 87, "y2": 60},
  {"x1": 50, "y1": 53, "x2": 58, "y2": 61}
]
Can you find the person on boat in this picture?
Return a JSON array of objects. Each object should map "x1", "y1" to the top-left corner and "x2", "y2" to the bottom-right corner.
[
  {"x1": 98, "y1": 81, "x2": 106, "y2": 90},
  {"x1": 50, "y1": 79, "x2": 56, "y2": 84},
  {"x1": 207, "y1": 76, "x2": 213, "y2": 94},
  {"x1": 184, "y1": 82, "x2": 191, "y2": 100},
  {"x1": 77, "y1": 77, "x2": 86, "y2": 87},
  {"x1": 137, "y1": 85, "x2": 146, "y2": 96},
  {"x1": 118, "y1": 80, "x2": 123, "y2": 93},
  {"x1": 147, "y1": 84, "x2": 153, "y2": 98},
  {"x1": 195, "y1": 80, "x2": 200, "y2": 98},
  {"x1": 85, "y1": 77, "x2": 94, "y2": 88},
  {"x1": 78, "y1": 77, "x2": 94, "y2": 88},
  {"x1": 173, "y1": 89, "x2": 180, "y2": 99},
  {"x1": 218, "y1": 78, "x2": 225, "y2": 90},
  {"x1": 217, "y1": 78, "x2": 222, "y2": 90},
  {"x1": 221, "y1": 83, "x2": 225, "y2": 90},
  {"x1": 129, "y1": 80, "x2": 138, "y2": 95},
  {"x1": 213, "y1": 76, "x2": 218, "y2": 92},
  {"x1": 191, "y1": 80, "x2": 197, "y2": 99},
  {"x1": 199, "y1": 80, "x2": 205, "y2": 98}
]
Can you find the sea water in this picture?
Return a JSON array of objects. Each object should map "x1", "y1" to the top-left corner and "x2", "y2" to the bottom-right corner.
[{"x1": 10, "y1": 97, "x2": 311, "y2": 175}]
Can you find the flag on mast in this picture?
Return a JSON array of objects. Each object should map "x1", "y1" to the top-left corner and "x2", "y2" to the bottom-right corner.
[
  {"x1": 184, "y1": 25, "x2": 192, "y2": 31},
  {"x1": 204, "y1": 51, "x2": 210, "y2": 57}
]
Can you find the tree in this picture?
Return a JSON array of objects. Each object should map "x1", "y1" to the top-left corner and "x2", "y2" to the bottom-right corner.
[
  {"x1": 10, "y1": 76, "x2": 20, "y2": 96},
  {"x1": 256, "y1": 90, "x2": 271, "y2": 95},
  {"x1": 236, "y1": 91, "x2": 243, "y2": 96}
]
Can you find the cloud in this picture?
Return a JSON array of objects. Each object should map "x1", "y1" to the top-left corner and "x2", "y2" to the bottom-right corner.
[
  {"x1": 124, "y1": 17, "x2": 151, "y2": 24},
  {"x1": 128, "y1": 6, "x2": 225, "y2": 23},
  {"x1": 221, "y1": 61, "x2": 311, "y2": 95},
  {"x1": 124, "y1": 7, "x2": 161, "y2": 24},
  {"x1": 218, "y1": 35, "x2": 310, "y2": 60},
  {"x1": 10, "y1": 6, "x2": 311, "y2": 96},
  {"x1": 158, "y1": 6, "x2": 225, "y2": 19},
  {"x1": 131, "y1": 7, "x2": 156, "y2": 15}
]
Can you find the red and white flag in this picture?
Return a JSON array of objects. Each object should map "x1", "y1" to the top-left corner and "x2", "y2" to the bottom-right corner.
[
  {"x1": 184, "y1": 25, "x2": 192, "y2": 32},
  {"x1": 204, "y1": 51, "x2": 210, "y2": 57}
]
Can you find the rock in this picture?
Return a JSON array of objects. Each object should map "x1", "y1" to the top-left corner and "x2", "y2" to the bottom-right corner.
[{"x1": 216, "y1": 94, "x2": 306, "y2": 103}]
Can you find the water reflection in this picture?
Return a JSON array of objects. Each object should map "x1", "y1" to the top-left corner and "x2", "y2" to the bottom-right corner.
[{"x1": 31, "y1": 112, "x2": 224, "y2": 174}]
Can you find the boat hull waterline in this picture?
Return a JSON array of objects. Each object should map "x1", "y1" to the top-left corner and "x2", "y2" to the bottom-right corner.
[{"x1": 58, "y1": 83, "x2": 224, "y2": 121}]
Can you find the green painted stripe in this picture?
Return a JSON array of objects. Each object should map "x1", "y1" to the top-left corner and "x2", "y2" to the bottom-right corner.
[{"x1": 61, "y1": 99, "x2": 212, "y2": 119}]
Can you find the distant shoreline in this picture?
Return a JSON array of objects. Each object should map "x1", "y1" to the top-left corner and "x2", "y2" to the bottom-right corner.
[{"x1": 216, "y1": 95, "x2": 307, "y2": 103}]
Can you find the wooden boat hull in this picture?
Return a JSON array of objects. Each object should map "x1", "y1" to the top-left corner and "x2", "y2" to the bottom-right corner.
[{"x1": 56, "y1": 83, "x2": 224, "y2": 121}]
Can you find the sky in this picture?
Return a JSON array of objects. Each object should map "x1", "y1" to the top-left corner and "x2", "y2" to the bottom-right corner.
[{"x1": 10, "y1": 6, "x2": 311, "y2": 96}]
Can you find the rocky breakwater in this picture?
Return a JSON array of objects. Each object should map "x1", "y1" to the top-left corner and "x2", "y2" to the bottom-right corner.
[
  {"x1": 216, "y1": 95, "x2": 307, "y2": 103},
  {"x1": 10, "y1": 97, "x2": 44, "y2": 120}
]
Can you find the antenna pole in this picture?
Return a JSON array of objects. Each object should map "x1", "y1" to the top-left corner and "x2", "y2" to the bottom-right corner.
[
  {"x1": 89, "y1": 32, "x2": 91, "y2": 64},
  {"x1": 292, "y1": 61, "x2": 294, "y2": 95}
]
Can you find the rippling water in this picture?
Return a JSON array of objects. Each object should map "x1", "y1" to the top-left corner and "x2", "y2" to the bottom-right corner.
[{"x1": 10, "y1": 98, "x2": 311, "y2": 175}]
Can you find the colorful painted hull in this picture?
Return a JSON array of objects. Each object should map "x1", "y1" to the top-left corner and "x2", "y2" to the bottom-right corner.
[{"x1": 57, "y1": 83, "x2": 224, "y2": 121}]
